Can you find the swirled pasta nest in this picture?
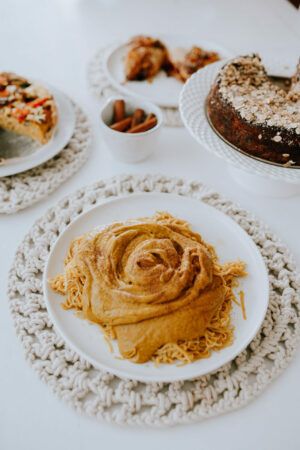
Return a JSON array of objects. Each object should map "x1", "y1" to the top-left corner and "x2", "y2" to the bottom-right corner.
[{"x1": 49, "y1": 212, "x2": 247, "y2": 365}]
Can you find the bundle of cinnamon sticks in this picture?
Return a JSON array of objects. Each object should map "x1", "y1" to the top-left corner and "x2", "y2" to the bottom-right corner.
[{"x1": 109, "y1": 100, "x2": 157, "y2": 133}]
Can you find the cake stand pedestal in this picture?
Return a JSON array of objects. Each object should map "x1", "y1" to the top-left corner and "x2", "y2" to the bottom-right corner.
[{"x1": 228, "y1": 165, "x2": 300, "y2": 198}]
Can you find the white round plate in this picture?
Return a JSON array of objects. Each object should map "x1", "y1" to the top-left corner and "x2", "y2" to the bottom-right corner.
[
  {"x1": 179, "y1": 58, "x2": 300, "y2": 184},
  {"x1": 104, "y1": 36, "x2": 233, "y2": 108},
  {"x1": 43, "y1": 193, "x2": 269, "y2": 383},
  {"x1": 0, "y1": 83, "x2": 75, "y2": 177}
]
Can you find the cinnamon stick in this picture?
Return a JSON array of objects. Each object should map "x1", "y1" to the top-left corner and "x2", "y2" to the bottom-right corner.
[
  {"x1": 131, "y1": 109, "x2": 144, "y2": 127},
  {"x1": 126, "y1": 117, "x2": 157, "y2": 133},
  {"x1": 145, "y1": 113, "x2": 155, "y2": 122},
  {"x1": 110, "y1": 116, "x2": 132, "y2": 131},
  {"x1": 113, "y1": 100, "x2": 125, "y2": 123}
]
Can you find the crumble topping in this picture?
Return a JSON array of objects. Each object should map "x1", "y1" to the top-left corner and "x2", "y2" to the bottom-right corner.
[
  {"x1": 283, "y1": 160, "x2": 296, "y2": 167},
  {"x1": 218, "y1": 55, "x2": 300, "y2": 134}
]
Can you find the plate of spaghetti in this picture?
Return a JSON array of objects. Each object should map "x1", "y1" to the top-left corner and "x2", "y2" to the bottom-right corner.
[{"x1": 44, "y1": 193, "x2": 269, "y2": 382}]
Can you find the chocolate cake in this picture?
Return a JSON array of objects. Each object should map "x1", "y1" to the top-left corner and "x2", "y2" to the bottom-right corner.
[{"x1": 207, "y1": 55, "x2": 300, "y2": 167}]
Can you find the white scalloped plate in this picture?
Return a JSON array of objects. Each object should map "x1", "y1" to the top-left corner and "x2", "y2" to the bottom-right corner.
[
  {"x1": 43, "y1": 193, "x2": 269, "y2": 383},
  {"x1": 104, "y1": 36, "x2": 233, "y2": 108},
  {"x1": 179, "y1": 58, "x2": 300, "y2": 184},
  {"x1": 0, "y1": 82, "x2": 75, "y2": 177}
]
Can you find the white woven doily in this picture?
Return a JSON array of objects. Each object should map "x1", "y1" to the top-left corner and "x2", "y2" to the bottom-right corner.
[
  {"x1": 87, "y1": 46, "x2": 183, "y2": 127},
  {"x1": 8, "y1": 174, "x2": 300, "y2": 426},
  {"x1": 0, "y1": 102, "x2": 92, "y2": 214}
]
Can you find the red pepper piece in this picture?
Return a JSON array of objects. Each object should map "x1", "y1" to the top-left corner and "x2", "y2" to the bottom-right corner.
[
  {"x1": 27, "y1": 97, "x2": 49, "y2": 108},
  {"x1": 14, "y1": 107, "x2": 30, "y2": 123},
  {"x1": 0, "y1": 90, "x2": 9, "y2": 97}
]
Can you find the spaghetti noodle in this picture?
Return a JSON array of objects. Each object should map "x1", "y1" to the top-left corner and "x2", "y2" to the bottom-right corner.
[{"x1": 48, "y1": 212, "x2": 247, "y2": 365}]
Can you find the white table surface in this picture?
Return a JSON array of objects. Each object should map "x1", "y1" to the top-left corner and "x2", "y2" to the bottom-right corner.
[{"x1": 1, "y1": 0, "x2": 300, "y2": 448}]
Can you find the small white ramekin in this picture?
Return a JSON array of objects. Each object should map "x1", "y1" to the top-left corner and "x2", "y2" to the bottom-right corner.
[{"x1": 99, "y1": 96, "x2": 163, "y2": 163}]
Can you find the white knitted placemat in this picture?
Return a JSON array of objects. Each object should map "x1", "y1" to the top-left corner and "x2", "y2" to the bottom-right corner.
[
  {"x1": 87, "y1": 46, "x2": 183, "y2": 127},
  {"x1": 0, "y1": 102, "x2": 92, "y2": 214},
  {"x1": 8, "y1": 174, "x2": 300, "y2": 426}
]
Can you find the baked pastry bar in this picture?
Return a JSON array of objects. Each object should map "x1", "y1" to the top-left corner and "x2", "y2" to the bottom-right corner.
[
  {"x1": 173, "y1": 46, "x2": 220, "y2": 82},
  {"x1": 124, "y1": 35, "x2": 173, "y2": 81},
  {"x1": 0, "y1": 72, "x2": 57, "y2": 144}
]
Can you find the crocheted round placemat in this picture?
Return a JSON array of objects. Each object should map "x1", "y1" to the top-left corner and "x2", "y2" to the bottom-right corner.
[
  {"x1": 87, "y1": 46, "x2": 182, "y2": 127},
  {"x1": 8, "y1": 174, "x2": 300, "y2": 426},
  {"x1": 0, "y1": 102, "x2": 92, "y2": 214}
]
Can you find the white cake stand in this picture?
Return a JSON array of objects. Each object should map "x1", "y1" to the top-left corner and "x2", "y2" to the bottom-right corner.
[{"x1": 179, "y1": 59, "x2": 300, "y2": 197}]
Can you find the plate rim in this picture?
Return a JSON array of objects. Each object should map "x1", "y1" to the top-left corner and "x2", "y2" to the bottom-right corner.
[
  {"x1": 179, "y1": 58, "x2": 300, "y2": 183},
  {"x1": 43, "y1": 192, "x2": 269, "y2": 382},
  {"x1": 0, "y1": 81, "x2": 75, "y2": 177},
  {"x1": 103, "y1": 37, "x2": 234, "y2": 108}
]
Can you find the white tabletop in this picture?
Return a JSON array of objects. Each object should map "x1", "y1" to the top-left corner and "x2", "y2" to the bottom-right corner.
[{"x1": 1, "y1": 1, "x2": 300, "y2": 449}]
